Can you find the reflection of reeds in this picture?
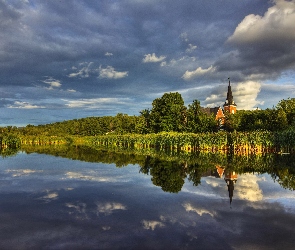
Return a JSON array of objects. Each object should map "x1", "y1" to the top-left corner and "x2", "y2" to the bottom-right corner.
[
  {"x1": 19, "y1": 135, "x2": 68, "y2": 146},
  {"x1": 15, "y1": 143, "x2": 295, "y2": 191},
  {"x1": 0, "y1": 134, "x2": 21, "y2": 149}
]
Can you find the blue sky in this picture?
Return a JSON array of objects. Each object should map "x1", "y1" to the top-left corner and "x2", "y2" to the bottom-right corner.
[{"x1": 1, "y1": 0, "x2": 295, "y2": 126}]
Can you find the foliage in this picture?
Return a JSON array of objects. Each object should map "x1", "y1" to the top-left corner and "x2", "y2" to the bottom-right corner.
[
  {"x1": 0, "y1": 134, "x2": 21, "y2": 148},
  {"x1": 186, "y1": 100, "x2": 217, "y2": 133},
  {"x1": 149, "y1": 159, "x2": 186, "y2": 193},
  {"x1": 276, "y1": 98, "x2": 295, "y2": 127},
  {"x1": 149, "y1": 92, "x2": 187, "y2": 133},
  {"x1": 7, "y1": 144, "x2": 295, "y2": 192},
  {"x1": 2, "y1": 94, "x2": 294, "y2": 138},
  {"x1": 236, "y1": 109, "x2": 288, "y2": 132}
]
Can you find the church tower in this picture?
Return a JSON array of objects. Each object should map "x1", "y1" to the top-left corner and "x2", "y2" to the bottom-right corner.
[{"x1": 223, "y1": 78, "x2": 237, "y2": 114}]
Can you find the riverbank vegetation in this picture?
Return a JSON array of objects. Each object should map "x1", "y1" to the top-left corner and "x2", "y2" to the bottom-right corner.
[{"x1": 1, "y1": 93, "x2": 295, "y2": 153}]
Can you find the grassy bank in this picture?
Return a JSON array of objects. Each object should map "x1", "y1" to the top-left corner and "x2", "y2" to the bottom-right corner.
[
  {"x1": 85, "y1": 130, "x2": 295, "y2": 154},
  {"x1": 2, "y1": 130, "x2": 295, "y2": 154}
]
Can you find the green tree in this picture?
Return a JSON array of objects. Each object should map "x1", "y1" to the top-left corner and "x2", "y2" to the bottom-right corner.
[
  {"x1": 149, "y1": 92, "x2": 187, "y2": 133},
  {"x1": 276, "y1": 98, "x2": 295, "y2": 127},
  {"x1": 137, "y1": 109, "x2": 151, "y2": 134},
  {"x1": 223, "y1": 111, "x2": 243, "y2": 132},
  {"x1": 186, "y1": 100, "x2": 216, "y2": 133}
]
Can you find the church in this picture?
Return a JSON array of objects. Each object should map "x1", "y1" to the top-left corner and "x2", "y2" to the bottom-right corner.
[{"x1": 202, "y1": 78, "x2": 237, "y2": 126}]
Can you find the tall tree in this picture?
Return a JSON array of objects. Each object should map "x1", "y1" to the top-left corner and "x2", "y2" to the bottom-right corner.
[
  {"x1": 276, "y1": 98, "x2": 295, "y2": 127},
  {"x1": 149, "y1": 92, "x2": 187, "y2": 133},
  {"x1": 137, "y1": 109, "x2": 151, "y2": 134},
  {"x1": 186, "y1": 100, "x2": 216, "y2": 133}
]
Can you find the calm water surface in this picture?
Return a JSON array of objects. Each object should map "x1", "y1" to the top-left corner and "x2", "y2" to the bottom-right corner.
[{"x1": 1, "y1": 149, "x2": 295, "y2": 249}]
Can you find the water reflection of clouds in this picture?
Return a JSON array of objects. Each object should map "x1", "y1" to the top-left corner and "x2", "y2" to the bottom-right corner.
[
  {"x1": 66, "y1": 202, "x2": 89, "y2": 220},
  {"x1": 235, "y1": 174, "x2": 263, "y2": 202},
  {"x1": 63, "y1": 201, "x2": 128, "y2": 223},
  {"x1": 183, "y1": 203, "x2": 215, "y2": 217},
  {"x1": 1, "y1": 154, "x2": 295, "y2": 249},
  {"x1": 96, "y1": 202, "x2": 127, "y2": 215},
  {"x1": 184, "y1": 173, "x2": 293, "y2": 207},
  {"x1": 65, "y1": 171, "x2": 123, "y2": 183},
  {"x1": 142, "y1": 220, "x2": 165, "y2": 230},
  {"x1": 205, "y1": 177, "x2": 221, "y2": 188},
  {"x1": 38, "y1": 191, "x2": 59, "y2": 203},
  {"x1": 5, "y1": 169, "x2": 43, "y2": 177}
]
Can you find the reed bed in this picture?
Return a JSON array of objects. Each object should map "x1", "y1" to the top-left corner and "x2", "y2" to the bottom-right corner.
[
  {"x1": 1, "y1": 130, "x2": 295, "y2": 154},
  {"x1": 87, "y1": 130, "x2": 295, "y2": 154}
]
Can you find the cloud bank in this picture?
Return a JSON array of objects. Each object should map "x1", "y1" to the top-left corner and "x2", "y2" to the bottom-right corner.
[{"x1": 0, "y1": 0, "x2": 294, "y2": 125}]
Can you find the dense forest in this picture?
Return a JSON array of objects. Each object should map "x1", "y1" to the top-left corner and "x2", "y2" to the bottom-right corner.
[{"x1": 1, "y1": 92, "x2": 294, "y2": 137}]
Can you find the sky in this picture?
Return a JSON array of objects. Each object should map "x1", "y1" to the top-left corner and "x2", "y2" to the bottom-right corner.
[{"x1": 1, "y1": 0, "x2": 295, "y2": 126}]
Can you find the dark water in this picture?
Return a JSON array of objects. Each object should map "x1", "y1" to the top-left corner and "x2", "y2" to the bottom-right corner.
[{"x1": 1, "y1": 147, "x2": 295, "y2": 249}]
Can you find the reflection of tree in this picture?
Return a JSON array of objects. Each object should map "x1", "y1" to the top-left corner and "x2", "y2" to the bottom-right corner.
[
  {"x1": 266, "y1": 154, "x2": 295, "y2": 191},
  {"x1": 17, "y1": 144, "x2": 295, "y2": 192},
  {"x1": 139, "y1": 155, "x2": 152, "y2": 175},
  {"x1": 186, "y1": 163, "x2": 203, "y2": 187},
  {"x1": 271, "y1": 167, "x2": 295, "y2": 191},
  {"x1": 149, "y1": 159, "x2": 186, "y2": 193},
  {"x1": 21, "y1": 145, "x2": 146, "y2": 167},
  {"x1": 0, "y1": 148, "x2": 19, "y2": 158}
]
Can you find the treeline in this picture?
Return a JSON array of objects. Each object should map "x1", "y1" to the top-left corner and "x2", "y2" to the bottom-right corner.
[{"x1": 1, "y1": 93, "x2": 295, "y2": 137}]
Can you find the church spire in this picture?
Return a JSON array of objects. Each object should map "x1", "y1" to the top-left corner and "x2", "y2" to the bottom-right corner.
[
  {"x1": 225, "y1": 78, "x2": 234, "y2": 105},
  {"x1": 223, "y1": 77, "x2": 237, "y2": 114}
]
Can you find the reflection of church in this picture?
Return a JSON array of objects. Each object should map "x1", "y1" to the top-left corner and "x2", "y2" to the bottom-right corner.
[{"x1": 212, "y1": 166, "x2": 238, "y2": 206}]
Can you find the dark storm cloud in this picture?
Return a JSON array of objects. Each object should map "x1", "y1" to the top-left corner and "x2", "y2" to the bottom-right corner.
[
  {"x1": 0, "y1": 0, "x2": 269, "y2": 82},
  {"x1": 215, "y1": 0, "x2": 295, "y2": 80},
  {"x1": 0, "y1": 0, "x2": 294, "y2": 125}
]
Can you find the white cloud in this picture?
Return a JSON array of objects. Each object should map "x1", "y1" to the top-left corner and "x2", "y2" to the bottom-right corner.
[
  {"x1": 68, "y1": 62, "x2": 93, "y2": 78},
  {"x1": 160, "y1": 56, "x2": 196, "y2": 67},
  {"x1": 142, "y1": 220, "x2": 165, "y2": 230},
  {"x1": 204, "y1": 81, "x2": 263, "y2": 110},
  {"x1": 182, "y1": 65, "x2": 216, "y2": 80},
  {"x1": 42, "y1": 77, "x2": 62, "y2": 90},
  {"x1": 180, "y1": 32, "x2": 189, "y2": 42},
  {"x1": 98, "y1": 65, "x2": 128, "y2": 79},
  {"x1": 96, "y1": 202, "x2": 127, "y2": 215},
  {"x1": 62, "y1": 97, "x2": 131, "y2": 109},
  {"x1": 142, "y1": 53, "x2": 166, "y2": 63},
  {"x1": 105, "y1": 52, "x2": 113, "y2": 56},
  {"x1": 6, "y1": 169, "x2": 43, "y2": 177},
  {"x1": 204, "y1": 94, "x2": 222, "y2": 108},
  {"x1": 7, "y1": 101, "x2": 45, "y2": 109},
  {"x1": 228, "y1": 0, "x2": 295, "y2": 44},
  {"x1": 66, "y1": 89, "x2": 76, "y2": 93},
  {"x1": 186, "y1": 44, "x2": 197, "y2": 53},
  {"x1": 234, "y1": 81, "x2": 264, "y2": 110}
]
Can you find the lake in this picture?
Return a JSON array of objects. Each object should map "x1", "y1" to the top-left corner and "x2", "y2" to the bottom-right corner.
[{"x1": 1, "y1": 146, "x2": 295, "y2": 249}]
